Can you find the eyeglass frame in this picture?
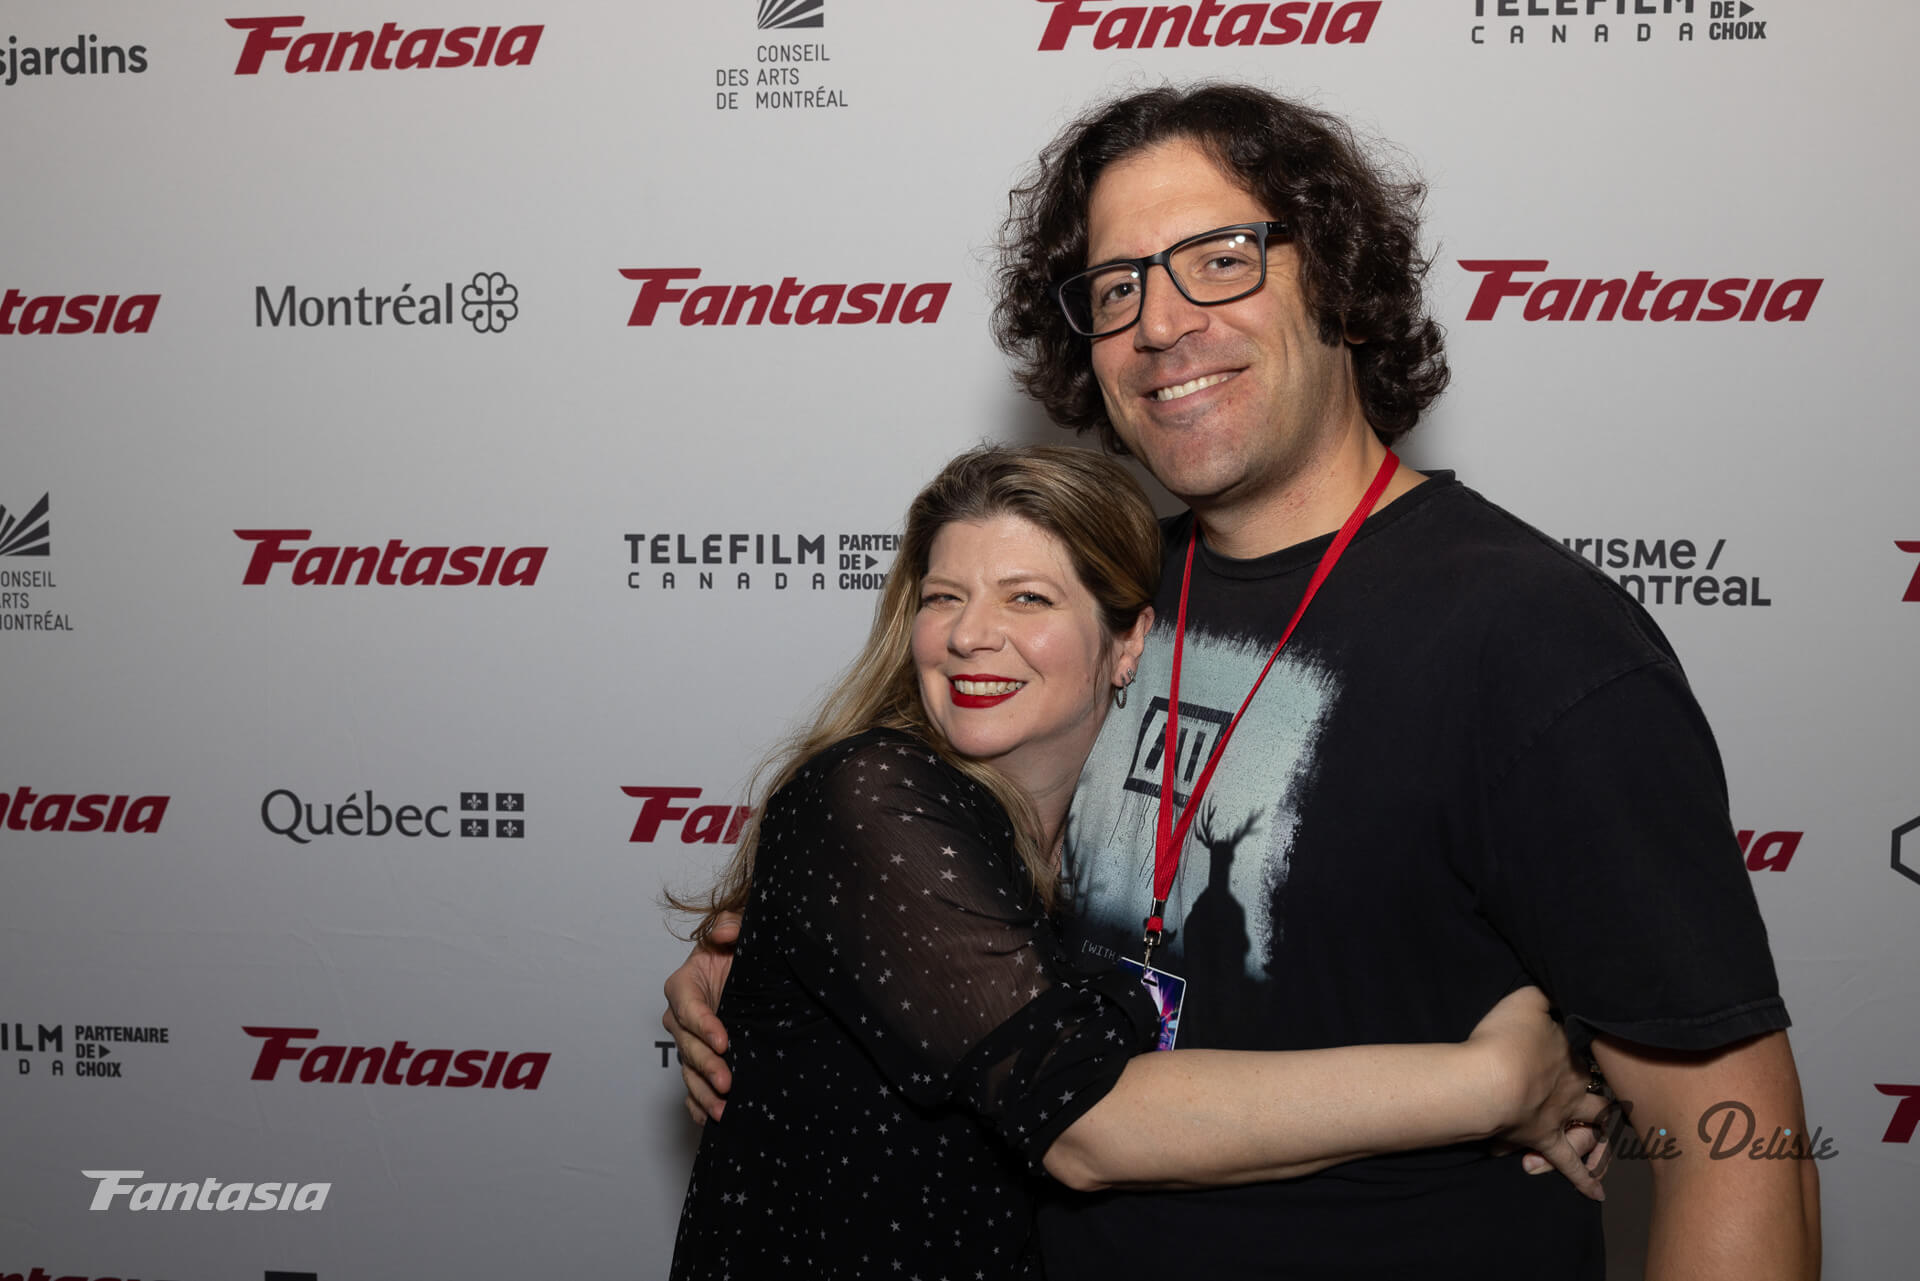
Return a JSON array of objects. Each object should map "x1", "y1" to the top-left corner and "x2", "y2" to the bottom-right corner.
[{"x1": 1049, "y1": 220, "x2": 1291, "y2": 339}]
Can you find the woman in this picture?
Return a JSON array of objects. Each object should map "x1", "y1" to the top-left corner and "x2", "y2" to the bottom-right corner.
[{"x1": 668, "y1": 446, "x2": 1604, "y2": 1279}]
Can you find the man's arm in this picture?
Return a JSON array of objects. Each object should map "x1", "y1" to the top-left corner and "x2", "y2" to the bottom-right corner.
[
  {"x1": 661, "y1": 912, "x2": 739, "y2": 1123},
  {"x1": 1590, "y1": 1029, "x2": 1820, "y2": 1281}
]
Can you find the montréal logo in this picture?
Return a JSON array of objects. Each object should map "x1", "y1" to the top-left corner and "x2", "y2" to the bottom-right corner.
[
  {"x1": 255, "y1": 273, "x2": 518, "y2": 335},
  {"x1": 234, "y1": 531, "x2": 546, "y2": 586},
  {"x1": 1036, "y1": 0, "x2": 1379, "y2": 50},
  {"x1": 1, "y1": 289, "x2": 157, "y2": 334},
  {"x1": 3, "y1": 33, "x2": 148, "y2": 85},
  {"x1": 759, "y1": 0, "x2": 824, "y2": 29},
  {"x1": 260, "y1": 789, "x2": 525, "y2": 844},
  {"x1": 624, "y1": 787, "x2": 753, "y2": 844},
  {"x1": 244, "y1": 1025, "x2": 550, "y2": 1088},
  {"x1": 1459, "y1": 260, "x2": 1820, "y2": 322},
  {"x1": 226, "y1": 17, "x2": 543, "y2": 74},
  {"x1": 0, "y1": 493, "x2": 49, "y2": 556},
  {"x1": 85, "y1": 1169, "x2": 330, "y2": 1212},
  {"x1": 620, "y1": 269, "x2": 949, "y2": 327},
  {"x1": 1, "y1": 788, "x2": 168, "y2": 833}
]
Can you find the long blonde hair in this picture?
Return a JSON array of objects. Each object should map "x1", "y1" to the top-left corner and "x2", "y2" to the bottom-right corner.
[{"x1": 672, "y1": 444, "x2": 1161, "y2": 941}]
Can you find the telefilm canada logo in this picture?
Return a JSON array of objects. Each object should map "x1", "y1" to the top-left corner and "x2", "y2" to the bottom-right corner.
[
  {"x1": 712, "y1": 1, "x2": 846, "y2": 112},
  {"x1": 226, "y1": 17, "x2": 543, "y2": 74},
  {"x1": 7, "y1": 1021, "x2": 174, "y2": 1081},
  {"x1": 1469, "y1": 0, "x2": 1770, "y2": 47},
  {"x1": 624, "y1": 787, "x2": 753, "y2": 845},
  {"x1": 244, "y1": 1025, "x2": 550, "y2": 1089},
  {"x1": 2, "y1": 32, "x2": 148, "y2": 85},
  {"x1": 235, "y1": 530, "x2": 547, "y2": 586},
  {"x1": 1558, "y1": 534, "x2": 1771, "y2": 608},
  {"x1": 1460, "y1": 261, "x2": 1820, "y2": 323},
  {"x1": 260, "y1": 788, "x2": 525, "y2": 845},
  {"x1": 623, "y1": 530, "x2": 897, "y2": 592},
  {"x1": 1035, "y1": 0, "x2": 1380, "y2": 50},
  {"x1": 0, "y1": 493, "x2": 71, "y2": 635},
  {"x1": 86, "y1": 1169, "x2": 330, "y2": 1212},
  {"x1": 255, "y1": 272, "x2": 517, "y2": 334},
  {"x1": 620, "y1": 270, "x2": 946, "y2": 327},
  {"x1": 1, "y1": 288, "x2": 158, "y2": 335}
]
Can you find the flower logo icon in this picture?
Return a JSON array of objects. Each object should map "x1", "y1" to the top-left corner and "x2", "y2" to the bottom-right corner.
[{"x1": 461, "y1": 272, "x2": 518, "y2": 334}]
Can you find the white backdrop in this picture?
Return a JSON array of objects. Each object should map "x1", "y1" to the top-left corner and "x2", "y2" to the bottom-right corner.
[{"x1": 4, "y1": 2, "x2": 1916, "y2": 1277}]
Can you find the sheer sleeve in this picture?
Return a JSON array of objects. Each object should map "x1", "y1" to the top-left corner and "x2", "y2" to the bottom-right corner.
[{"x1": 752, "y1": 731, "x2": 1158, "y2": 1163}]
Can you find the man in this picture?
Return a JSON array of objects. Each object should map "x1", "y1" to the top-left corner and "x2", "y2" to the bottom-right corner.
[{"x1": 667, "y1": 84, "x2": 1818, "y2": 1278}]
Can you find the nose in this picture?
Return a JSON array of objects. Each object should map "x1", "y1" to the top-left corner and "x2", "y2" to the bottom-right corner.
[
  {"x1": 947, "y1": 597, "x2": 1002, "y2": 656},
  {"x1": 1133, "y1": 262, "x2": 1207, "y2": 350}
]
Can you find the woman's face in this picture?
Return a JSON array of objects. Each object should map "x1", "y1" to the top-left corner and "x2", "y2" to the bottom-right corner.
[{"x1": 911, "y1": 514, "x2": 1142, "y2": 786}]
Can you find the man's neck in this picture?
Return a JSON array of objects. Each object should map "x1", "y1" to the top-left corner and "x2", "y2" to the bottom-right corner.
[{"x1": 1193, "y1": 430, "x2": 1425, "y2": 560}]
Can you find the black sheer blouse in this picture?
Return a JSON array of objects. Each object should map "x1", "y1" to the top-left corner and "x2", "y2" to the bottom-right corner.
[{"x1": 671, "y1": 729, "x2": 1157, "y2": 1280}]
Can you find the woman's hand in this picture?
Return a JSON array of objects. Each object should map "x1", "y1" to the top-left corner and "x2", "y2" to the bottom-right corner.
[
  {"x1": 1466, "y1": 985, "x2": 1612, "y2": 1200},
  {"x1": 662, "y1": 912, "x2": 741, "y2": 1124}
]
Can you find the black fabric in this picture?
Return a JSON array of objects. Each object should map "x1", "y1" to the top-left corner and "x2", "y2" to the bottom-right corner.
[
  {"x1": 670, "y1": 729, "x2": 1158, "y2": 1281},
  {"x1": 1040, "y1": 474, "x2": 1787, "y2": 1280}
]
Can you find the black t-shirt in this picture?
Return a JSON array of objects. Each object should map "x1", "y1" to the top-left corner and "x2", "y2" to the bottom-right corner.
[
  {"x1": 670, "y1": 729, "x2": 1157, "y2": 1281},
  {"x1": 1040, "y1": 474, "x2": 1787, "y2": 1280}
]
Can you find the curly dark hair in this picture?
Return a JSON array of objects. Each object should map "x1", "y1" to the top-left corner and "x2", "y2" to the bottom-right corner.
[{"x1": 992, "y1": 83, "x2": 1449, "y2": 449}]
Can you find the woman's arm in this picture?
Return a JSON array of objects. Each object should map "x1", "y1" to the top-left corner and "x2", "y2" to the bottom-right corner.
[{"x1": 1044, "y1": 986, "x2": 1608, "y2": 1197}]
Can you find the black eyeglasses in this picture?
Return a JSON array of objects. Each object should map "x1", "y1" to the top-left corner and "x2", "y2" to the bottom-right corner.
[{"x1": 1050, "y1": 221, "x2": 1288, "y2": 338}]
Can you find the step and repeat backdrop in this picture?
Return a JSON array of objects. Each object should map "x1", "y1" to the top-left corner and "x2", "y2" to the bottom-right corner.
[{"x1": 4, "y1": 1, "x2": 1916, "y2": 1276}]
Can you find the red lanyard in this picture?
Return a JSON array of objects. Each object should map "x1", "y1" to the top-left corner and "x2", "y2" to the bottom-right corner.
[{"x1": 1142, "y1": 450, "x2": 1400, "y2": 965}]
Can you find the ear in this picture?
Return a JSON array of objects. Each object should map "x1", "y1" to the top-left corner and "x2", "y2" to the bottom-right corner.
[{"x1": 1111, "y1": 605, "x2": 1154, "y2": 685}]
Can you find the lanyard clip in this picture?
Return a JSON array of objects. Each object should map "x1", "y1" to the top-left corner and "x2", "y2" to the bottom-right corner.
[{"x1": 1141, "y1": 899, "x2": 1167, "y2": 968}]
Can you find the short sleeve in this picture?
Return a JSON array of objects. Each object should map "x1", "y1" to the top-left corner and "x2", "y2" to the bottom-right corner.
[
  {"x1": 1477, "y1": 662, "x2": 1788, "y2": 1052},
  {"x1": 753, "y1": 733, "x2": 1159, "y2": 1163}
]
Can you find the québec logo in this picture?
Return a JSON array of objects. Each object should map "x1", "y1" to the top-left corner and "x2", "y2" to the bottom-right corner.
[
  {"x1": 759, "y1": 0, "x2": 824, "y2": 29},
  {"x1": 1, "y1": 289, "x2": 157, "y2": 334},
  {"x1": 259, "y1": 788, "x2": 525, "y2": 844},
  {"x1": 1036, "y1": 0, "x2": 1379, "y2": 50},
  {"x1": 244, "y1": 1025, "x2": 550, "y2": 1089},
  {"x1": 1459, "y1": 260, "x2": 1821, "y2": 322},
  {"x1": 624, "y1": 787, "x2": 753, "y2": 844},
  {"x1": 620, "y1": 269, "x2": 949, "y2": 327},
  {"x1": 226, "y1": 17, "x2": 542, "y2": 74},
  {"x1": 1, "y1": 787, "x2": 168, "y2": 833},
  {"x1": 1737, "y1": 829, "x2": 1800, "y2": 872},
  {"x1": 234, "y1": 531, "x2": 547, "y2": 586},
  {"x1": 85, "y1": 1169, "x2": 329, "y2": 1212},
  {"x1": 0, "y1": 493, "x2": 49, "y2": 556},
  {"x1": 1879, "y1": 1084, "x2": 1920, "y2": 1142}
]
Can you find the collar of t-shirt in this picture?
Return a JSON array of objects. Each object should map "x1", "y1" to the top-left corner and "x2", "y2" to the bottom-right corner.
[{"x1": 1166, "y1": 470, "x2": 1459, "y2": 582}]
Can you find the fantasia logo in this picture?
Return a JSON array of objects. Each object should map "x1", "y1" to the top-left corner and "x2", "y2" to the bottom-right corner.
[
  {"x1": 623, "y1": 787, "x2": 753, "y2": 844},
  {"x1": 85, "y1": 1168, "x2": 330, "y2": 1212},
  {"x1": 1036, "y1": 1, "x2": 1379, "y2": 50},
  {"x1": 0, "y1": 493, "x2": 49, "y2": 556},
  {"x1": 1460, "y1": 261, "x2": 1820, "y2": 322},
  {"x1": 621, "y1": 269, "x2": 948, "y2": 327},
  {"x1": 1893, "y1": 815, "x2": 1920, "y2": 889},
  {"x1": 235, "y1": 531, "x2": 546, "y2": 586},
  {"x1": 227, "y1": 17, "x2": 543, "y2": 74},
  {"x1": 255, "y1": 273, "x2": 517, "y2": 334},
  {"x1": 1878, "y1": 1084, "x2": 1920, "y2": 1142},
  {"x1": 1737, "y1": 829, "x2": 1800, "y2": 873},
  {"x1": 759, "y1": 0, "x2": 824, "y2": 29},
  {"x1": 244, "y1": 1025, "x2": 551, "y2": 1089},
  {"x1": 1, "y1": 289, "x2": 158, "y2": 334},
  {"x1": 1, "y1": 787, "x2": 168, "y2": 833},
  {"x1": 1897, "y1": 541, "x2": 1920, "y2": 602}
]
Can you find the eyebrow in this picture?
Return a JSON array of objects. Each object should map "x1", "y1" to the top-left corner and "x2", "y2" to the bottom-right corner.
[{"x1": 921, "y1": 572, "x2": 1068, "y2": 590}]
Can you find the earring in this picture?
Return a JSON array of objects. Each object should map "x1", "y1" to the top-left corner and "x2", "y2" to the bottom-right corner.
[{"x1": 1112, "y1": 668, "x2": 1135, "y2": 709}]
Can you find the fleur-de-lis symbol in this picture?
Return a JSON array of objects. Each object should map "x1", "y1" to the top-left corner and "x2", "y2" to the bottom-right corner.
[{"x1": 461, "y1": 272, "x2": 518, "y2": 334}]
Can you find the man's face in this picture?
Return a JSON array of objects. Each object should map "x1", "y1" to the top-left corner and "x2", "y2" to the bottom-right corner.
[{"x1": 1084, "y1": 138, "x2": 1358, "y2": 516}]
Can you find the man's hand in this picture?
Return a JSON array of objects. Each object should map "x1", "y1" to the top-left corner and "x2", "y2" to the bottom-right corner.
[
  {"x1": 1467, "y1": 986, "x2": 1613, "y2": 1199},
  {"x1": 661, "y1": 912, "x2": 740, "y2": 1124}
]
